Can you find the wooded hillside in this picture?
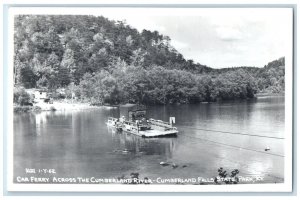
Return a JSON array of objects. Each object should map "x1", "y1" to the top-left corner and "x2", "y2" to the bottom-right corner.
[{"x1": 14, "y1": 15, "x2": 285, "y2": 105}]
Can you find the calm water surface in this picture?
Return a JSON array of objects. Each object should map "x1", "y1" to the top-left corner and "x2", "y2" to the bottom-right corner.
[{"x1": 14, "y1": 96, "x2": 285, "y2": 184}]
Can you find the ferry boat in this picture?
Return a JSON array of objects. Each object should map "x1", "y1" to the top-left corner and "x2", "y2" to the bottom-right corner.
[
  {"x1": 106, "y1": 104, "x2": 178, "y2": 137},
  {"x1": 106, "y1": 117, "x2": 123, "y2": 131}
]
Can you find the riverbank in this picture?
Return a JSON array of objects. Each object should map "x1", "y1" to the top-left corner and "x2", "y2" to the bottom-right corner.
[
  {"x1": 14, "y1": 101, "x2": 102, "y2": 113},
  {"x1": 14, "y1": 93, "x2": 285, "y2": 113},
  {"x1": 256, "y1": 92, "x2": 285, "y2": 97}
]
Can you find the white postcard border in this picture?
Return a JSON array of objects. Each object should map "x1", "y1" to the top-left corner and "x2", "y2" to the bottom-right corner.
[{"x1": 5, "y1": 6, "x2": 294, "y2": 193}]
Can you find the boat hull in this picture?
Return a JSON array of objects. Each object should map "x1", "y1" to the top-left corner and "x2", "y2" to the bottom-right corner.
[
  {"x1": 122, "y1": 128, "x2": 178, "y2": 138},
  {"x1": 106, "y1": 117, "x2": 178, "y2": 138}
]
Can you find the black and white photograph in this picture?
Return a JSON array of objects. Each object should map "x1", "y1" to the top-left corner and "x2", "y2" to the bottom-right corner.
[{"x1": 5, "y1": 5, "x2": 294, "y2": 193}]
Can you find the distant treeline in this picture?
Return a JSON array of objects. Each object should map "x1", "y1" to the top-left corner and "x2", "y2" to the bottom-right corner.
[{"x1": 14, "y1": 15, "x2": 285, "y2": 105}]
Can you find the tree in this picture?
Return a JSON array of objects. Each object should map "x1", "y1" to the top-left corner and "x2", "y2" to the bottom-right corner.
[
  {"x1": 13, "y1": 87, "x2": 32, "y2": 105},
  {"x1": 13, "y1": 15, "x2": 284, "y2": 104}
]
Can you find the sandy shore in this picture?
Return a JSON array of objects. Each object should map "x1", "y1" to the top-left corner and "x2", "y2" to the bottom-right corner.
[{"x1": 35, "y1": 101, "x2": 100, "y2": 111}]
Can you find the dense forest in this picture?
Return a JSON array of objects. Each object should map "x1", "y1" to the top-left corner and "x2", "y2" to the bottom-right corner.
[{"x1": 14, "y1": 15, "x2": 285, "y2": 105}]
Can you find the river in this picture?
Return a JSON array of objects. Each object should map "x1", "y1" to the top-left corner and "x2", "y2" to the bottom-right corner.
[{"x1": 13, "y1": 95, "x2": 285, "y2": 184}]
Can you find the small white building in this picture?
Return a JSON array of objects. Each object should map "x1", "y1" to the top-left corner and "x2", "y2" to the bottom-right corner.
[
  {"x1": 26, "y1": 89, "x2": 48, "y2": 103},
  {"x1": 35, "y1": 90, "x2": 47, "y2": 100}
]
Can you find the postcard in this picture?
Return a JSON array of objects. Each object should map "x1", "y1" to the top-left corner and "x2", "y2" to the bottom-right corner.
[{"x1": 4, "y1": 5, "x2": 294, "y2": 193}]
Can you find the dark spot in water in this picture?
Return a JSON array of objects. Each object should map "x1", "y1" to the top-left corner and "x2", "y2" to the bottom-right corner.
[{"x1": 172, "y1": 163, "x2": 178, "y2": 169}]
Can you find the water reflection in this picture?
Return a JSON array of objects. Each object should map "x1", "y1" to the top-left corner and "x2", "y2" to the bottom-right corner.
[
  {"x1": 107, "y1": 127, "x2": 176, "y2": 157},
  {"x1": 35, "y1": 112, "x2": 48, "y2": 136}
]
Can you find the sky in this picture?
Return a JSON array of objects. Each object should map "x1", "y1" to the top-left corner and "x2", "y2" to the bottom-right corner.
[{"x1": 93, "y1": 8, "x2": 292, "y2": 68}]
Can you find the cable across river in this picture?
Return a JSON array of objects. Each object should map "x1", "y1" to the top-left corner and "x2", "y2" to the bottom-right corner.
[
  {"x1": 178, "y1": 125, "x2": 285, "y2": 140},
  {"x1": 180, "y1": 134, "x2": 285, "y2": 158}
]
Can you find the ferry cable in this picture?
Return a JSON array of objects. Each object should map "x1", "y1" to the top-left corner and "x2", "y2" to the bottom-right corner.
[
  {"x1": 181, "y1": 121, "x2": 283, "y2": 129},
  {"x1": 180, "y1": 134, "x2": 284, "y2": 158},
  {"x1": 179, "y1": 126, "x2": 284, "y2": 140}
]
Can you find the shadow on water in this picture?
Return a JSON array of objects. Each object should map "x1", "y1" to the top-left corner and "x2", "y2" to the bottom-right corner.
[{"x1": 107, "y1": 127, "x2": 176, "y2": 157}]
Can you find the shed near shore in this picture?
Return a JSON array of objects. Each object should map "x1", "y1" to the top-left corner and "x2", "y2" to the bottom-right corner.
[
  {"x1": 26, "y1": 89, "x2": 47, "y2": 102},
  {"x1": 119, "y1": 104, "x2": 146, "y2": 121}
]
